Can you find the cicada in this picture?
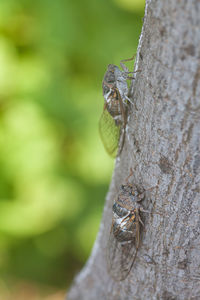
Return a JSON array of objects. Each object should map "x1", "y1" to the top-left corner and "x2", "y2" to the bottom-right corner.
[
  {"x1": 99, "y1": 56, "x2": 137, "y2": 157},
  {"x1": 107, "y1": 170, "x2": 150, "y2": 281}
]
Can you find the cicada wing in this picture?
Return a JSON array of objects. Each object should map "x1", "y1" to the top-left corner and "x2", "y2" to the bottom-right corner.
[
  {"x1": 107, "y1": 222, "x2": 138, "y2": 281},
  {"x1": 99, "y1": 108, "x2": 121, "y2": 157}
]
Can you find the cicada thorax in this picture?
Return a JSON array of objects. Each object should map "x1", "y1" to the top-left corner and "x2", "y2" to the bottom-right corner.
[
  {"x1": 116, "y1": 184, "x2": 141, "y2": 210},
  {"x1": 102, "y1": 64, "x2": 128, "y2": 124}
]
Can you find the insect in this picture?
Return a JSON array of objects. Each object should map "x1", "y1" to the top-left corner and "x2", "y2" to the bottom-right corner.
[
  {"x1": 99, "y1": 56, "x2": 137, "y2": 157},
  {"x1": 107, "y1": 170, "x2": 150, "y2": 281}
]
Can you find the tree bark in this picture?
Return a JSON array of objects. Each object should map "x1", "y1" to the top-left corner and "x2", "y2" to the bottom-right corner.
[{"x1": 67, "y1": 0, "x2": 200, "y2": 299}]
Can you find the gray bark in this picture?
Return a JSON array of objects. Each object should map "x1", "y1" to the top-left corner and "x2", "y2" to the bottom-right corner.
[{"x1": 67, "y1": 0, "x2": 200, "y2": 299}]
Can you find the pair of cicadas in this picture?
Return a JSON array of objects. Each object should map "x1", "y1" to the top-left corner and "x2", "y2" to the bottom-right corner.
[
  {"x1": 99, "y1": 56, "x2": 137, "y2": 157},
  {"x1": 100, "y1": 58, "x2": 149, "y2": 281}
]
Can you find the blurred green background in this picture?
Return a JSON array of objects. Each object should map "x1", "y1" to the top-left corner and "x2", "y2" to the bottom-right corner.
[{"x1": 0, "y1": 0, "x2": 144, "y2": 299}]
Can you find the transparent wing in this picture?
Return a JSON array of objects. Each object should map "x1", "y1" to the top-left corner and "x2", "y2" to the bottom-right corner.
[
  {"x1": 99, "y1": 108, "x2": 121, "y2": 157},
  {"x1": 107, "y1": 221, "x2": 138, "y2": 281}
]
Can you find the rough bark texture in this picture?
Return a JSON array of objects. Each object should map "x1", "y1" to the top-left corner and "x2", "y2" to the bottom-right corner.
[{"x1": 67, "y1": 0, "x2": 200, "y2": 299}]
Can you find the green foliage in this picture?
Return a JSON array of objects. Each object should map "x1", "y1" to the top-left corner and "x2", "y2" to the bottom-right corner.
[{"x1": 0, "y1": 0, "x2": 144, "y2": 295}]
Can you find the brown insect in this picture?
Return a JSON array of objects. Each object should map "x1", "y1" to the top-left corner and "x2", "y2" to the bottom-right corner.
[
  {"x1": 99, "y1": 56, "x2": 137, "y2": 157},
  {"x1": 107, "y1": 170, "x2": 151, "y2": 281}
]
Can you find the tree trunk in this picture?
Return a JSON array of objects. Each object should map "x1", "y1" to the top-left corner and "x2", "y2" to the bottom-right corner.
[{"x1": 67, "y1": 0, "x2": 200, "y2": 299}]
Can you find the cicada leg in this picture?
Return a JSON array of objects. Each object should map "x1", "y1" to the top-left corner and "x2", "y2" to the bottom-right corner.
[{"x1": 120, "y1": 55, "x2": 136, "y2": 72}]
